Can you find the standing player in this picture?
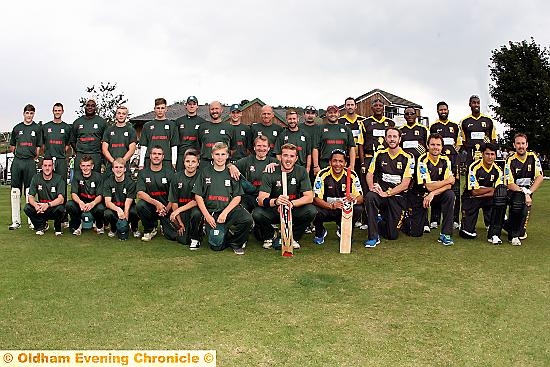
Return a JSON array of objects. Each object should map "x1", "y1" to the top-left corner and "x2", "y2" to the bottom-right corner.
[
  {"x1": 362, "y1": 99, "x2": 396, "y2": 168},
  {"x1": 250, "y1": 105, "x2": 283, "y2": 157},
  {"x1": 42, "y1": 103, "x2": 71, "y2": 183},
  {"x1": 254, "y1": 144, "x2": 317, "y2": 250},
  {"x1": 197, "y1": 101, "x2": 233, "y2": 164},
  {"x1": 103, "y1": 158, "x2": 140, "y2": 240},
  {"x1": 136, "y1": 146, "x2": 174, "y2": 242},
  {"x1": 399, "y1": 107, "x2": 428, "y2": 161},
  {"x1": 70, "y1": 99, "x2": 107, "y2": 172},
  {"x1": 504, "y1": 133, "x2": 543, "y2": 246},
  {"x1": 175, "y1": 96, "x2": 206, "y2": 171},
  {"x1": 312, "y1": 105, "x2": 356, "y2": 174},
  {"x1": 364, "y1": 128, "x2": 414, "y2": 247},
  {"x1": 274, "y1": 110, "x2": 311, "y2": 171},
  {"x1": 9, "y1": 104, "x2": 42, "y2": 230},
  {"x1": 165, "y1": 149, "x2": 203, "y2": 249},
  {"x1": 139, "y1": 98, "x2": 178, "y2": 170},
  {"x1": 429, "y1": 101, "x2": 462, "y2": 230},
  {"x1": 338, "y1": 97, "x2": 367, "y2": 175},
  {"x1": 459, "y1": 143, "x2": 507, "y2": 244},
  {"x1": 66, "y1": 155, "x2": 105, "y2": 235},
  {"x1": 102, "y1": 105, "x2": 137, "y2": 172},
  {"x1": 24, "y1": 156, "x2": 66, "y2": 236},
  {"x1": 312, "y1": 149, "x2": 363, "y2": 244},
  {"x1": 460, "y1": 95, "x2": 496, "y2": 168},
  {"x1": 228, "y1": 103, "x2": 252, "y2": 162},
  {"x1": 192, "y1": 142, "x2": 252, "y2": 255}
]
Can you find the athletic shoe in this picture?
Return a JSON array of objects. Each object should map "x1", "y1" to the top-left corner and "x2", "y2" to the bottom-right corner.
[
  {"x1": 9, "y1": 222, "x2": 21, "y2": 230},
  {"x1": 354, "y1": 221, "x2": 362, "y2": 228},
  {"x1": 72, "y1": 227, "x2": 82, "y2": 236},
  {"x1": 519, "y1": 231, "x2": 527, "y2": 240},
  {"x1": 488, "y1": 235, "x2": 502, "y2": 245},
  {"x1": 262, "y1": 239, "x2": 273, "y2": 249},
  {"x1": 364, "y1": 236, "x2": 380, "y2": 248},
  {"x1": 292, "y1": 240, "x2": 300, "y2": 249},
  {"x1": 438, "y1": 233, "x2": 454, "y2": 246},
  {"x1": 133, "y1": 230, "x2": 142, "y2": 238},
  {"x1": 423, "y1": 225, "x2": 431, "y2": 233},
  {"x1": 28, "y1": 223, "x2": 35, "y2": 230},
  {"x1": 510, "y1": 237, "x2": 522, "y2": 246},
  {"x1": 189, "y1": 239, "x2": 200, "y2": 250},
  {"x1": 453, "y1": 222, "x2": 460, "y2": 230},
  {"x1": 35, "y1": 223, "x2": 49, "y2": 236},
  {"x1": 141, "y1": 229, "x2": 157, "y2": 242},
  {"x1": 336, "y1": 226, "x2": 341, "y2": 238},
  {"x1": 62, "y1": 221, "x2": 69, "y2": 229},
  {"x1": 96, "y1": 227, "x2": 104, "y2": 235},
  {"x1": 55, "y1": 231, "x2": 63, "y2": 236},
  {"x1": 108, "y1": 231, "x2": 116, "y2": 238},
  {"x1": 233, "y1": 247, "x2": 245, "y2": 255},
  {"x1": 313, "y1": 229, "x2": 328, "y2": 245},
  {"x1": 430, "y1": 222, "x2": 438, "y2": 229},
  {"x1": 360, "y1": 224, "x2": 369, "y2": 230}
]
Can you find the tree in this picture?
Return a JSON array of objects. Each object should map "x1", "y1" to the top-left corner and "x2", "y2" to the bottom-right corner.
[
  {"x1": 76, "y1": 82, "x2": 128, "y2": 123},
  {"x1": 489, "y1": 38, "x2": 550, "y2": 152}
]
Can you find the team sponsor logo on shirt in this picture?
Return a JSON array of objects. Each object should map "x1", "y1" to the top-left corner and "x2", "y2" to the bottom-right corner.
[{"x1": 397, "y1": 162, "x2": 402, "y2": 170}]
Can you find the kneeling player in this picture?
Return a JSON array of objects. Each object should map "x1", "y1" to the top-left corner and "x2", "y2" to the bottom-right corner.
[
  {"x1": 164, "y1": 149, "x2": 203, "y2": 249},
  {"x1": 459, "y1": 143, "x2": 507, "y2": 244},
  {"x1": 193, "y1": 142, "x2": 252, "y2": 255},
  {"x1": 312, "y1": 149, "x2": 363, "y2": 244}
]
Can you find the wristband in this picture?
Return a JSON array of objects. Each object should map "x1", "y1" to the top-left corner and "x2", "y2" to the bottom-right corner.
[
  {"x1": 521, "y1": 187, "x2": 532, "y2": 195},
  {"x1": 47, "y1": 202, "x2": 51, "y2": 207},
  {"x1": 263, "y1": 197, "x2": 272, "y2": 207}
]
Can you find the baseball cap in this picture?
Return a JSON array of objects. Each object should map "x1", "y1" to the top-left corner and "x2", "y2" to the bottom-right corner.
[
  {"x1": 186, "y1": 96, "x2": 198, "y2": 104},
  {"x1": 304, "y1": 105, "x2": 317, "y2": 113},
  {"x1": 208, "y1": 224, "x2": 226, "y2": 248},
  {"x1": 230, "y1": 103, "x2": 242, "y2": 112},
  {"x1": 326, "y1": 105, "x2": 339, "y2": 112},
  {"x1": 116, "y1": 219, "x2": 130, "y2": 241}
]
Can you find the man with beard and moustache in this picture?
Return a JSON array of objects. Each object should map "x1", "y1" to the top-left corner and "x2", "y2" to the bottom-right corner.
[
  {"x1": 429, "y1": 101, "x2": 462, "y2": 230},
  {"x1": 42, "y1": 103, "x2": 71, "y2": 183},
  {"x1": 362, "y1": 99, "x2": 396, "y2": 168},
  {"x1": 459, "y1": 143, "x2": 507, "y2": 245},
  {"x1": 312, "y1": 105, "x2": 356, "y2": 175},
  {"x1": 364, "y1": 128, "x2": 414, "y2": 248},
  {"x1": 227, "y1": 103, "x2": 252, "y2": 162},
  {"x1": 250, "y1": 105, "x2": 283, "y2": 158},
  {"x1": 197, "y1": 101, "x2": 233, "y2": 165},
  {"x1": 402, "y1": 134, "x2": 455, "y2": 245},
  {"x1": 138, "y1": 98, "x2": 178, "y2": 170},
  {"x1": 254, "y1": 143, "x2": 316, "y2": 250},
  {"x1": 66, "y1": 155, "x2": 105, "y2": 235},
  {"x1": 504, "y1": 133, "x2": 543, "y2": 246},
  {"x1": 136, "y1": 146, "x2": 174, "y2": 242},
  {"x1": 103, "y1": 158, "x2": 140, "y2": 240},
  {"x1": 399, "y1": 107, "x2": 428, "y2": 161},
  {"x1": 460, "y1": 95, "x2": 496, "y2": 168},
  {"x1": 274, "y1": 110, "x2": 311, "y2": 171},
  {"x1": 164, "y1": 149, "x2": 203, "y2": 250},
  {"x1": 338, "y1": 97, "x2": 367, "y2": 174},
  {"x1": 24, "y1": 156, "x2": 66, "y2": 236},
  {"x1": 9, "y1": 104, "x2": 43, "y2": 231},
  {"x1": 175, "y1": 96, "x2": 206, "y2": 171},
  {"x1": 235, "y1": 135, "x2": 278, "y2": 213},
  {"x1": 70, "y1": 99, "x2": 107, "y2": 172},
  {"x1": 102, "y1": 105, "x2": 137, "y2": 173}
]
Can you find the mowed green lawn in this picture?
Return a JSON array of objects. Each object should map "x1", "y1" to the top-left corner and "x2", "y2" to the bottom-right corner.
[{"x1": 0, "y1": 184, "x2": 549, "y2": 367}]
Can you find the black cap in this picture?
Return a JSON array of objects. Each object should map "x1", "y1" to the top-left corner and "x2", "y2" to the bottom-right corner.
[
  {"x1": 304, "y1": 105, "x2": 317, "y2": 113},
  {"x1": 230, "y1": 104, "x2": 242, "y2": 112},
  {"x1": 186, "y1": 96, "x2": 198, "y2": 104}
]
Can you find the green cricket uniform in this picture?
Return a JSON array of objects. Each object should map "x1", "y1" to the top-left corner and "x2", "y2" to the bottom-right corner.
[
  {"x1": 197, "y1": 121, "x2": 233, "y2": 161},
  {"x1": 102, "y1": 174, "x2": 139, "y2": 232},
  {"x1": 299, "y1": 123, "x2": 321, "y2": 153},
  {"x1": 67, "y1": 170, "x2": 105, "y2": 231},
  {"x1": 169, "y1": 171, "x2": 198, "y2": 207},
  {"x1": 42, "y1": 121, "x2": 71, "y2": 179},
  {"x1": 164, "y1": 171, "x2": 202, "y2": 244},
  {"x1": 140, "y1": 119, "x2": 178, "y2": 165},
  {"x1": 71, "y1": 115, "x2": 107, "y2": 172},
  {"x1": 362, "y1": 116, "x2": 395, "y2": 156},
  {"x1": 175, "y1": 115, "x2": 206, "y2": 170},
  {"x1": 235, "y1": 154, "x2": 278, "y2": 212},
  {"x1": 250, "y1": 123, "x2": 284, "y2": 157},
  {"x1": 273, "y1": 128, "x2": 311, "y2": 167},
  {"x1": 136, "y1": 164, "x2": 174, "y2": 233},
  {"x1": 102, "y1": 123, "x2": 137, "y2": 168},
  {"x1": 399, "y1": 122, "x2": 428, "y2": 160},
  {"x1": 228, "y1": 123, "x2": 252, "y2": 161},
  {"x1": 24, "y1": 171, "x2": 66, "y2": 232},
  {"x1": 316, "y1": 123, "x2": 356, "y2": 168},
  {"x1": 10, "y1": 121, "x2": 42, "y2": 188}
]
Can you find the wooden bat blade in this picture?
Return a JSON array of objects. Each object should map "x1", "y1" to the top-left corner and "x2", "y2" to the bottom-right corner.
[
  {"x1": 280, "y1": 171, "x2": 293, "y2": 257},
  {"x1": 340, "y1": 167, "x2": 353, "y2": 253}
]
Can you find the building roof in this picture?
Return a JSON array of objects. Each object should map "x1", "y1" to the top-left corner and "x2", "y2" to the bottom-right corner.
[{"x1": 352, "y1": 88, "x2": 423, "y2": 109}]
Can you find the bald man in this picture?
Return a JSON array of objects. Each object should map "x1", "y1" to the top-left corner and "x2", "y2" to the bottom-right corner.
[
  {"x1": 250, "y1": 105, "x2": 283, "y2": 157},
  {"x1": 197, "y1": 101, "x2": 234, "y2": 164}
]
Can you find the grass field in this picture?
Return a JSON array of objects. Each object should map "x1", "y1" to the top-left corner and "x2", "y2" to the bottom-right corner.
[{"x1": 0, "y1": 184, "x2": 549, "y2": 366}]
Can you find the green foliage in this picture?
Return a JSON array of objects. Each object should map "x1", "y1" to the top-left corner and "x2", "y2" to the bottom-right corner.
[
  {"x1": 76, "y1": 82, "x2": 128, "y2": 124},
  {"x1": 489, "y1": 38, "x2": 550, "y2": 152}
]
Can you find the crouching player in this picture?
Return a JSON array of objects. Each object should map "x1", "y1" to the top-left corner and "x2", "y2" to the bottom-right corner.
[
  {"x1": 459, "y1": 143, "x2": 507, "y2": 244},
  {"x1": 312, "y1": 149, "x2": 363, "y2": 245},
  {"x1": 103, "y1": 158, "x2": 140, "y2": 240},
  {"x1": 24, "y1": 156, "x2": 66, "y2": 236},
  {"x1": 193, "y1": 142, "x2": 252, "y2": 255},
  {"x1": 164, "y1": 149, "x2": 203, "y2": 250}
]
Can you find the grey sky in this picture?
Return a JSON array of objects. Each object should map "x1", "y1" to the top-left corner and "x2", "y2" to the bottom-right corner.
[{"x1": 2, "y1": 0, "x2": 549, "y2": 134}]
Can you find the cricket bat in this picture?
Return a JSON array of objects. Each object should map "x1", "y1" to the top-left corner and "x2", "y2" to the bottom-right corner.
[
  {"x1": 340, "y1": 167, "x2": 353, "y2": 253},
  {"x1": 280, "y1": 171, "x2": 293, "y2": 257}
]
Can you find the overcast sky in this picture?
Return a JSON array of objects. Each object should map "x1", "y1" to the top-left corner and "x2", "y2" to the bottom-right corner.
[{"x1": 2, "y1": 0, "x2": 550, "y2": 134}]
